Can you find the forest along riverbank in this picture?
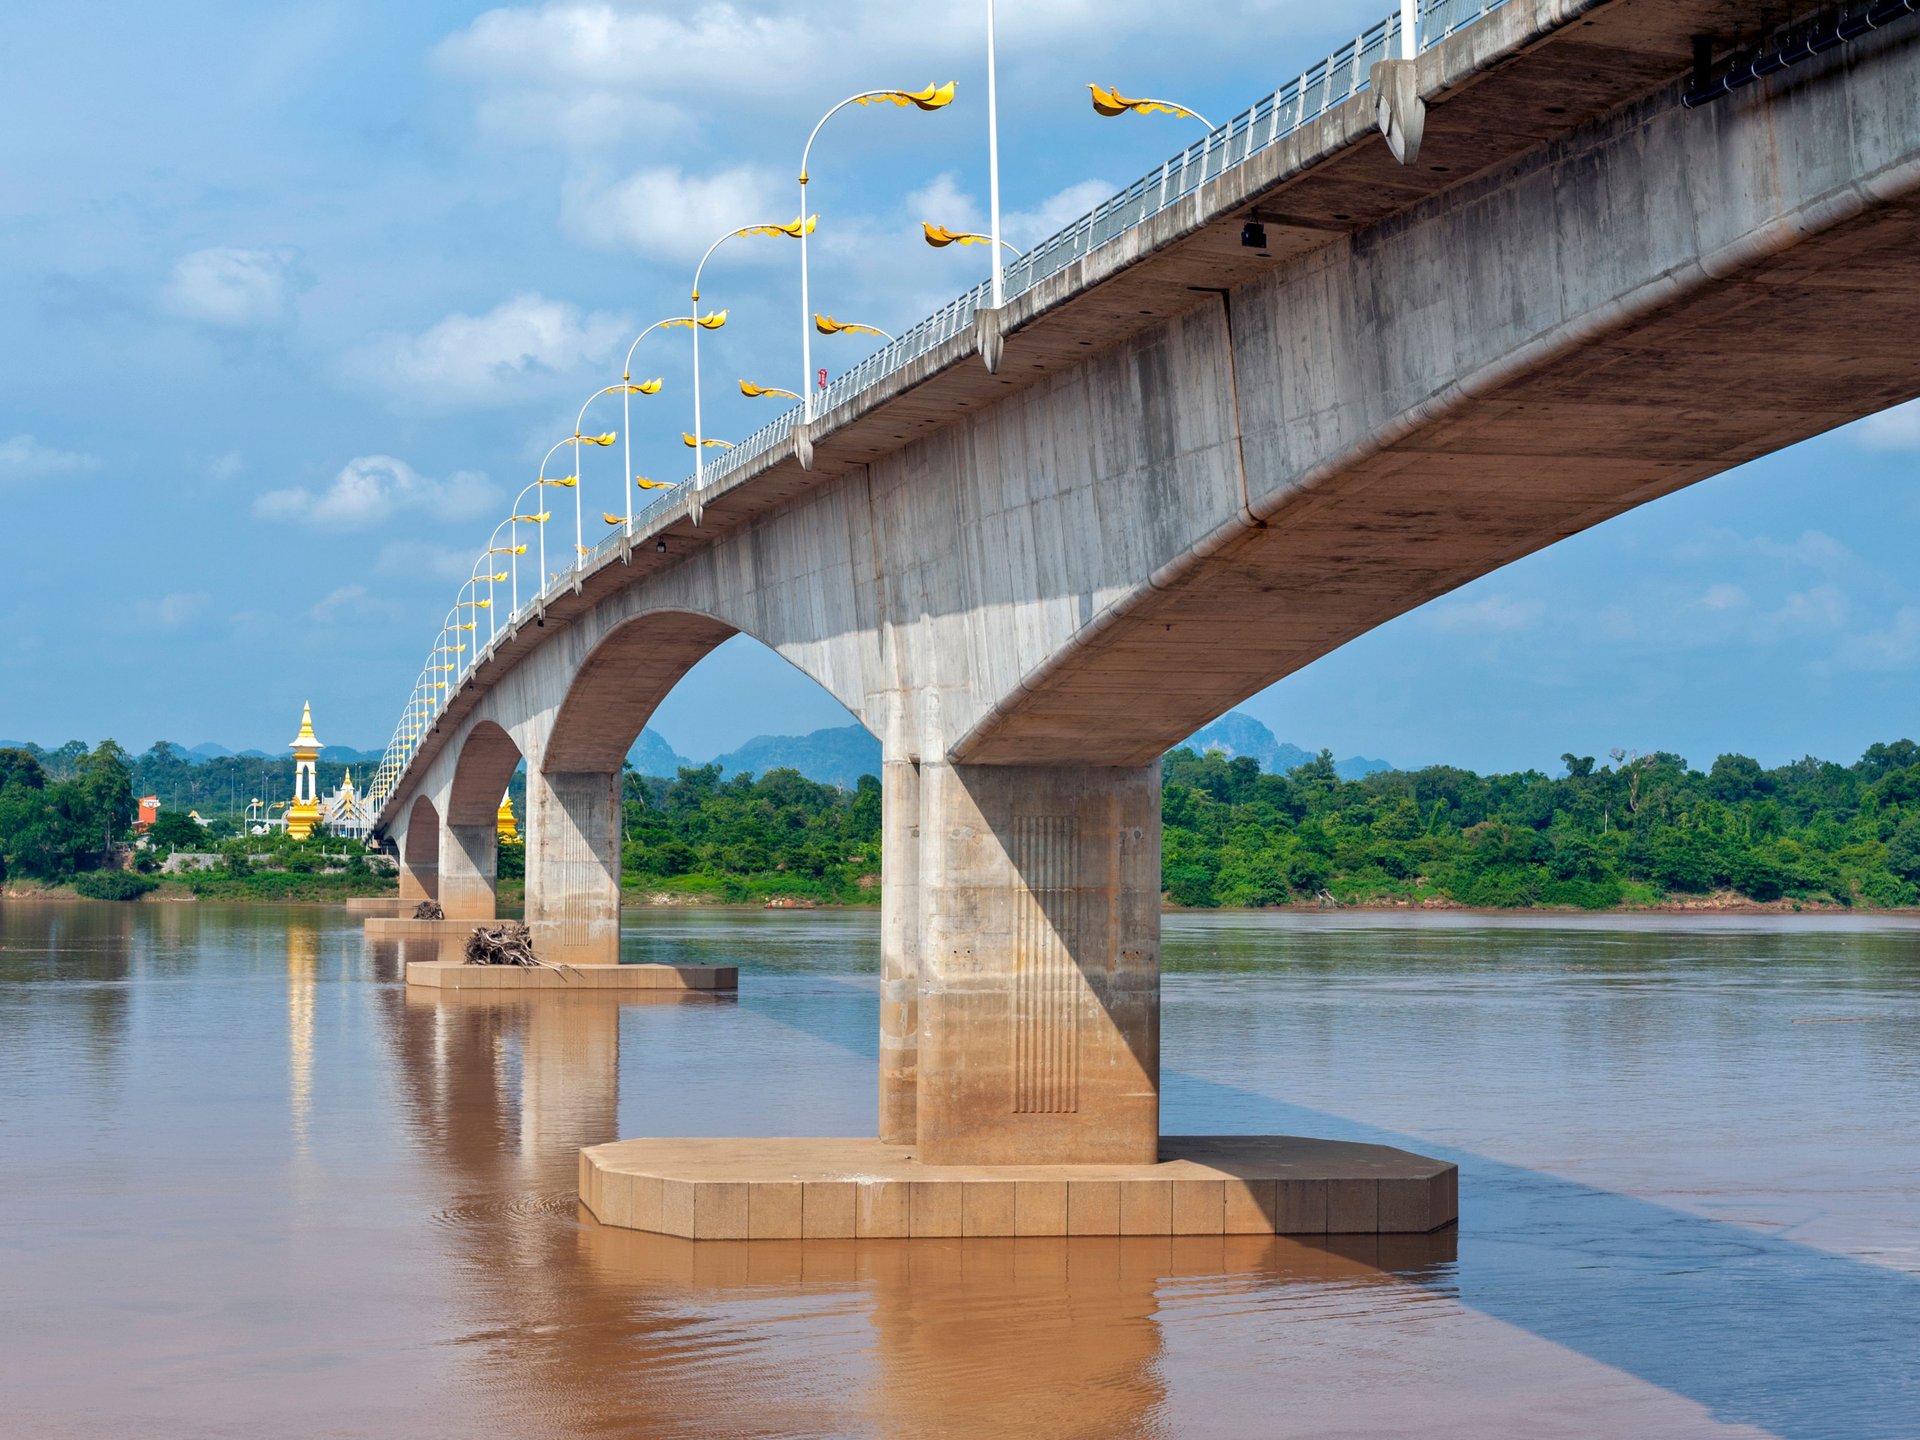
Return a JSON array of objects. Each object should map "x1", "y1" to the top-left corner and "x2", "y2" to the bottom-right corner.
[{"x1": 9, "y1": 737, "x2": 1920, "y2": 913}]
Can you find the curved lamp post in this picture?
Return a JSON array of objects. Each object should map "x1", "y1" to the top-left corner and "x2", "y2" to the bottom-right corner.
[
  {"x1": 691, "y1": 218, "x2": 813, "y2": 494},
  {"x1": 618, "y1": 318, "x2": 718, "y2": 533},
  {"x1": 797, "y1": 82, "x2": 955, "y2": 418},
  {"x1": 1087, "y1": 84, "x2": 1214, "y2": 130},
  {"x1": 816, "y1": 313, "x2": 895, "y2": 344}
]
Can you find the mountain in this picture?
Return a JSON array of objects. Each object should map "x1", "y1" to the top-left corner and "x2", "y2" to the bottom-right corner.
[
  {"x1": 1182, "y1": 712, "x2": 1392, "y2": 780},
  {"x1": 318, "y1": 745, "x2": 383, "y2": 765},
  {"x1": 188, "y1": 742, "x2": 236, "y2": 762},
  {"x1": 709, "y1": 725, "x2": 881, "y2": 789},
  {"x1": 627, "y1": 728, "x2": 688, "y2": 778}
]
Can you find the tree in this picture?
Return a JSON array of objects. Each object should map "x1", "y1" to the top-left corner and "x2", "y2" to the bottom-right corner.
[{"x1": 146, "y1": 810, "x2": 207, "y2": 851}]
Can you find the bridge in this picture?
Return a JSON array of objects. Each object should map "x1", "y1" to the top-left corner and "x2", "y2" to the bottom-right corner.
[{"x1": 365, "y1": 0, "x2": 1920, "y2": 1171}]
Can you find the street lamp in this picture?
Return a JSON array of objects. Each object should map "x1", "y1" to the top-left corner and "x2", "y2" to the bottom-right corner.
[
  {"x1": 816, "y1": 313, "x2": 895, "y2": 343},
  {"x1": 740, "y1": 380, "x2": 801, "y2": 400},
  {"x1": 923, "y1": 222, "x2": 1020, "y2": 256},
  {"x1": 797, "y1": 81, "x2": 955, "y2": 418},
  {"x1": 572, "y1": 380, "x2": 660, "y2": 537},
  {"x1": 691, "y1": 218, "x2": 812, "y2": 494},
  {"x1": 1087, "y1": 84, "x2": 1214, "y2": 130}
]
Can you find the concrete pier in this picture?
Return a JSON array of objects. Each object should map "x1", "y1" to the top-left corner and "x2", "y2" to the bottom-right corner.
[
  {"x1": 406, "y1": 958, "x2": 735, "y2": 992},
  {"x1": 580, "y1": 1136, "x2": 1456, "y2": 1240}
]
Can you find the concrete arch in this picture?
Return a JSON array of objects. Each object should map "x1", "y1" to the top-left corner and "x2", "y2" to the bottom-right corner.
[
  {"x1": 400, "y1": 794, "x2": 439, "y2": 903},
  {"x1": 448, "y1": 720, "x2": 521, "y2": 827},
  {"x1": 541, "y1": 610, "x2": 752, "y2": 775}
]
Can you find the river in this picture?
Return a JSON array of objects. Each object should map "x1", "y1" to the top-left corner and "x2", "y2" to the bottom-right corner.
[{"x1": 1, "y1": 902, "x2": 1915, "y2": 1438}]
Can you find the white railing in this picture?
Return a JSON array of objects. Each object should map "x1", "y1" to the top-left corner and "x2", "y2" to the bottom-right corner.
[{"x1": 367, "y1": 0, "x2": 1509, "y2": 817}]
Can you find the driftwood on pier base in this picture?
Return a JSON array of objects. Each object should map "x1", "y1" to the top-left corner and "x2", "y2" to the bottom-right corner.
[
  {"x1": 462, "y1": 920, "x2": 542, "y2": 968},
  {"x1": 412, "y1": 900, "x2": 444, "y2": 920}
]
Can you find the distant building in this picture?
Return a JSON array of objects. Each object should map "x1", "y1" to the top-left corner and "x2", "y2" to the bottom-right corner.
[
  {"x1": 320, "y1": 769, "x2": 375, "y2": 842},
  {"x1": 285, "y1": 703, "x2": 323, "y2": 841},
  {"x1": 134, "y1": 795, "x2": 160, "y2": 833}
]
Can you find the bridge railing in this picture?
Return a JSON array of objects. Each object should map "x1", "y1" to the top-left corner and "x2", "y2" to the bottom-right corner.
[{"x1": 366, "y1": 0, "x2": 1510, "y2": 817}]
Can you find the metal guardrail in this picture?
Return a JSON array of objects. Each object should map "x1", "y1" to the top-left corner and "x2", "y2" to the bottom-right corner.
[{"x1": 367, "y1": 0, "x2": 1510, "y2": 817}]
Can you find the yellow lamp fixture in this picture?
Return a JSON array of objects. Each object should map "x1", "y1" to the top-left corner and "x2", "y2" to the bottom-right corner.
[
  {"x1": 815, "y1": 314, "x2": 893, "y2": 340},
  {"x1": 512, "y1": 511, "x2": 549, "y2": 523},
  {"x1": 576, "y1": 432, "x2": 617, "y2": 447},
  {"x1": 850, "y1": 82, "x2": 957, "y2": 115},
  {"x1": 613, "y1": 378, "x2": 664, "y2": 394},
  {"x1": 662, "y1": 311, "x2": 728, "y2": 331},
  {"x1": 923, "y1": 223, "x2": 1020, "y2": 254},
  {"x1": 739, "y1": 214, "x2": 818, "y2": 242},
  {"x1": 739, "y1": 380, "x2": 800, "y2": 399},
  {"x1": 1088, "y1": 84, "x2": 1214, "y2": 129},
  {"x1": 683, "y1": 433, "x2": 733, "y2": 449},
  {"x1": 635, "y1": 476, "x2": 674, "y2": 490}
]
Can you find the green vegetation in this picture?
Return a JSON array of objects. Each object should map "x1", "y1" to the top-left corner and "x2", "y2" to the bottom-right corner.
[
  {"x1": 620, "y1": 765, "x2": 880, "y2": 904},
  {"x1": 10, "y1": 731, "x2": 1920, "y2": 913},
  {"x1": 71, "y1": 870, "x2": 159, "y2": 901},
  {"x1": 0, "y1": 741, "x2": 395, "y2": 901},
  {"x1": 0, "y1": 743, "x2": 135, "y2": 881},
  {"x1": 1161, "y1": 742, "x2": 1920, "y2": 910}
]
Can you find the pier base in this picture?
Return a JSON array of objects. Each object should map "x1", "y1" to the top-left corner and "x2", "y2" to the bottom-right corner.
[
  {"x1": 579, "y1": 1136, "x2": 1456, "y2": 1240},
  {"x1": 406, "y1": 958, "x2": 736, "y2": 991}
]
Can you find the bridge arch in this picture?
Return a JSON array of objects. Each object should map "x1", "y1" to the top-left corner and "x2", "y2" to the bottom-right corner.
[
  {"x1": 543, "y1": 608, "x2": 838, "y2": 776},
  {"x1": 399, "y1": 793, "x2": 439, "y2": 903},
  {"x1": 448, "y1": 720, "x2": 521, "y2": 827}
]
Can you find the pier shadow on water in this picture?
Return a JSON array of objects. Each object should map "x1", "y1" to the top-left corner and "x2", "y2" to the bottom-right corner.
[{"x1": 732, "y1": 981, "x2": 1920, "y2": 1440}]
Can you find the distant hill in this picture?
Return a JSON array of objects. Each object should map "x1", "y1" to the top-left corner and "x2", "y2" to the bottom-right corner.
[
  {"x1": 188, "y1": 742, "x2": 236, "y2": 761},
  {"x1": 710, "y1": 725, "x2": 882, "y2": 789},
  {"x1": 628, "y1": 728, "x2": 688, "y2": 778},
  {"x1": 318, "y1": 745, "x2": 383, "y2": 765},
  {"x1": 1183, "y1": 713, "x2": 1391, "y2": 780}
]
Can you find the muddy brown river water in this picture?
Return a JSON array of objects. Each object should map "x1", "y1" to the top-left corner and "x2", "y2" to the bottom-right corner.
[{"x1": 1, "y1": 902, "x2": 1915, "y2": 1438}]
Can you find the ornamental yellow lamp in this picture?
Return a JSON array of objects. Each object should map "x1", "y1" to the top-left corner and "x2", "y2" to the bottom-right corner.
[
  {"x1": 496, "y1": 791, "x2": 520, "y2": 844},
  {"x1": 285, "y1": 701, "x2": 323, "y2": 841},
  {"x1": 1087, "y1": 84, "x2": 1214, "y2": 129}
]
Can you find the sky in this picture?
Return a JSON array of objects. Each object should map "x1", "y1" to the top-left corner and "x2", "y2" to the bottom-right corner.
[{"x1": 2, "y1": 0, "x2": 1916, "y2": 776}]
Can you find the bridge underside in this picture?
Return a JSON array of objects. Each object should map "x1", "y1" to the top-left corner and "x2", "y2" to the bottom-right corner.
[{"x1": 378, "y1": 3, "x2": 1920, "y2": 1171}]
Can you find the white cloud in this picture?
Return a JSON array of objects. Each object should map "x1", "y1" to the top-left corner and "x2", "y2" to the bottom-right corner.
[
  {"x1": 1007, "y1": 180, "x2": 1120, "y2": 247},
  {"x1": 433, "y1": 0, "x2": 1318, "y2": 145},
  {"x1": 128, "y1": 591, "x2": 211, "y2": 632},
  {"x1": 161, "y1": 247, "x2": 293, "y2": 328},
  {"x1": 309, "y1": 585, "x2": 407, "y2": 624},
  {"x1": 1422, "y1": 594, "x2": 1544, "y2": 635},
  {"x1": 563, "y1": 165, "x2": 785, "y2": 260},
  {"x1": 207, "y1": 451, "x2": 245, "y2": 482},
  {"x1": 1769, "y1": 584, "x2": 1849, "y2": 632},
  {"x1": 256, "y1": 456, "x2": 499, "y2": 532},
  {"x1": 1838, "y1": 606, "x2": 1920, "y2": 671},
  {"x1": 0, "y1": 434, "x2": 99, "y2": 483},
  {"x1": 1856, "y1": 398, "x2": 1920, "y2": 450},
  {"x1": 346, "y1": 293, "x2": 628, "y2": 409},
  {"x1": 1697, "y1": 583, "x2": 1748, "y2": 612},
  {"x1": 375, "y1": 540, "x2": 490, "y2": 583}
]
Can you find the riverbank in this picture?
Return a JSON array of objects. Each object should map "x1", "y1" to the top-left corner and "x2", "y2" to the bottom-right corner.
[{"x1": 8, "y1": 880, "x2": 1917, "y2": 917}]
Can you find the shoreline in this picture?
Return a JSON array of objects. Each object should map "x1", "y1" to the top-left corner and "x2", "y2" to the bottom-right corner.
[{"x1": 5, "y1": 884, "x2": 1917, "y2": 920}]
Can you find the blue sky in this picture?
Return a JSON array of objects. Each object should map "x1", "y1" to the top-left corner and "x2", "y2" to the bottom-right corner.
[{"x1": 3, "y1": 0, "x2": 1916, "y2": 774}]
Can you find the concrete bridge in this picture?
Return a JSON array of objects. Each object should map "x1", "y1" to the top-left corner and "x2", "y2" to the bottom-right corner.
[{"x1": 372, "y1": 0, "x2": 1920, "y2": 1169}]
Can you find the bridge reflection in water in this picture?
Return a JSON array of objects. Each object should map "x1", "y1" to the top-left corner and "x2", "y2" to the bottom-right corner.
[{"x1": 371, "y1": 935, "x2": 1455, "y2": 1437}]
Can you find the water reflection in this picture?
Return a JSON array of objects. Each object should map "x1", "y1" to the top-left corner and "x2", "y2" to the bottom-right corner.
[{"x1": 2, "y1": 904, "x2": 1915, "y2": 1438}]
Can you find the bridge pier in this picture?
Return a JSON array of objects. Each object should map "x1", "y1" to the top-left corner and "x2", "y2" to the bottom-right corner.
[
  {"x1": 525, "y1": 770, "x2": 622, "y2": 965},
  {"x1": 397, "y1": 859, "x2": 435, "y2": 905},
  {"x1": 438, "y1": 822, "x2": 497, "y2": 921},
  {"x1": 912, "y1": 760, "x2": 1162, "y2": 1166},
  {"x1": 879, "y1": 758, "x2": 922, "y2": 1145}
]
